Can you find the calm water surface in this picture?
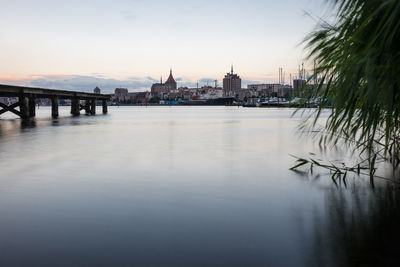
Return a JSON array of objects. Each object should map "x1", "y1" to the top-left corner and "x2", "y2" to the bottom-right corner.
[{"x1": 0, "y1": 106, "x2": 393, "y2": 266}]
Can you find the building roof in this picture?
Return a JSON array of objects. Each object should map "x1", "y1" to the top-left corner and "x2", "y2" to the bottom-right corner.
[{"x1": 165, "y1": 69, "x2": 176, "y2": 85}]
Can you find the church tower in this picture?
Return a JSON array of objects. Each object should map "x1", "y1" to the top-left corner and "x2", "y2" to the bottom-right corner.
[{"x1": 165, "y1": 68, "x2": 177, "y2": 90}]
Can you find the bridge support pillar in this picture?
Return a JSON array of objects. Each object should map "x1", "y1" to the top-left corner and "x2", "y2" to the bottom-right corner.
[
  {"x1": 28, "y1": 97, "x2": 36, "y2": 117},
  {"x1": 51, "y1": 97, "x2": 59, "y2": 118},
  {"x1": 102, "y1": 99, "x2": 108, "y2": 114},
  {"x1": 90, "y1": 99, "x2": 96, "y2": 115},
  {"x1": 19, "y1": 96, "x2": 30, "y2": 119},
  {"x1": 71, "y1": 98, "x2": 80, "y2": 116},
  {"x1": 84, "y1": 100, "x2": 91, "y2": 115}
]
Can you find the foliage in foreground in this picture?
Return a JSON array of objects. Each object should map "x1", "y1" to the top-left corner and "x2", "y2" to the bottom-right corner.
[{"x1": 292, "y1": 0, "x2": 400, "y2": 182}]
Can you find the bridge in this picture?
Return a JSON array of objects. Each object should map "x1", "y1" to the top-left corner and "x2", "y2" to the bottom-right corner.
[{"x1": 0, "y1": 84, "x2": 111, "y2": 119}]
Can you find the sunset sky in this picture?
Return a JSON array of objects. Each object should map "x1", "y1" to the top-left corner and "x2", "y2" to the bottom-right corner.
[{"x1": 0, "y1": 0, "x2": 328, "y2": 92}]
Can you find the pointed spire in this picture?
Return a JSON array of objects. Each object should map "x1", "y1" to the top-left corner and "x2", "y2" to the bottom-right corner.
[
  {"x1": 166, "y1": 68, "x2": 176, "y2": 85},
  {"x1": 161, "y1": 76, "x2": 162, "y2": 84},
  {"x1": 231, "y1": 64, "x2": 233, "y2": 74}
]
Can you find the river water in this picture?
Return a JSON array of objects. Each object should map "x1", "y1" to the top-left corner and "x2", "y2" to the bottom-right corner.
[{"x1": 0, "y1": 106, "x2": 397, "y2": 266}]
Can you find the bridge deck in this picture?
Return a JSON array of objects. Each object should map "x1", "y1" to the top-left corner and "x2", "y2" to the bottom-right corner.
[
  {"x1": 0, "y1": 84, "x2": 110, "y2": 100},
  {"x1": 0, "y1": 84, "x2": 110, "y2": 118}
]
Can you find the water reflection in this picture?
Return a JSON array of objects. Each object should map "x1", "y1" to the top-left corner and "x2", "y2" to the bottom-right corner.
[
  {"x1": 0, "y1": 115, "x2": 109, "y2": 135},
  {"x1": 2, "y1": 107, "x2": 397, "y2": 266},
  {"x1": 20, "y1": 119, "x2": 37, "y2": 129},
  {"x1": 310, "y1": 180, "x2": 400, "y2": 267}
]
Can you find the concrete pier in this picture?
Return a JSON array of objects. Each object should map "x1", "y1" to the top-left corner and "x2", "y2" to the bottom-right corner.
[
  {"x1": 0, "y1": 84, "x2": 110, "y2": 119},
  {"x1": 90, "y1": 99, "x2": 96, "y2": 115},
  {"x1": 28, "y1": 97, "x2": 36, "y2": 117},
  {"x1": 84, "y1": 100, "x2": 91, "y2": 115},
  {"x1": 51, "y1": 97, "x2": 59, "y2": 118},
  {"x1": 102, "y1": 99, "x2": 108, "y2": 114},
  {"x1": 19, "y1": 96, "x2": 30, "y2": 119},
  {"x1": 70, "y1": 98, "x2": 80, "y2": 116}
]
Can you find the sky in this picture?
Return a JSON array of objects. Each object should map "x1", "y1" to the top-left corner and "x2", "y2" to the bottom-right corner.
[{"x1": 0, "y1": 0, "x2": 329, "y2": 92}]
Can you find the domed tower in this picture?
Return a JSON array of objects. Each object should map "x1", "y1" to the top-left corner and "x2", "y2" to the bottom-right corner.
[{"x1": 165, "y1": 68, "x2": 177, "y2": 90}]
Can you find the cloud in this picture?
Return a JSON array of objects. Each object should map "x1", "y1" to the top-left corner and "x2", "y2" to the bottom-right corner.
[
  {"x1": 145, "y1": 76, "x2": 159, "y2": 82},
  {"x1": 0, "y1": 74, "x2": 267, "y2": 93},
  {"x1": 0, "y1": 75, "x2": 33, "y2": 83},
  {"x1": 198, "y1": 78, "x2": 215, "y2": 83},
  {"x1": 0, "y1": 75, "x2": 157, "y2": 93}
]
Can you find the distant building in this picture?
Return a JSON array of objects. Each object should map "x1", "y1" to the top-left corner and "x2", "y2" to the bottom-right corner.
[
  {"x1": 293, "y1": 79, "x2": 306, "y2": 91},
  {"x1": 238, "y1": 88, "x2": 257, "y2": 101},
  {"x1": 278, "y1": 85, "x2": 294, "y2": 98},
  {"x1": 114, "y1": 88, "x2": 129, "y2": 102},
  {"x1": 165, "y1": 69, "x2": 177, "y2": 91},
  {"x1": 136, "y1": 92, "x2": 150, "y2": 104},
  {"x1": 177, "y1": 87, "x2": 198, "y2": 100},
  {"x1": 223, "y1": 65, "x2": 241, "y2": 97},
  {"x1": 197, "y1": 86, "x2": 223, "y2": 100},
  {"x1": 151, "y1": 81, "x2": 169, "y2": 99},
  {"x1": 0, "y1": 97, "x2": 8, "y2": 104},
  {"x1": 247, "y1": 84, "x2": 280, "y2": 97},
  {"x1": 246, "y1": 83, "x2": 294, "y2": 98},
  {"x1": 128, "y1": 92, "x2": 138, "y2": 102},
  {"x1": 151, "y1": 69, "x2": 178, "y2": 99},
  {"x1": 93, "y1": 87, "x2": 101, "y2": 94},
  {"x1": 151, "y1": 85, "x2": 167, "y2": 99},
  {"x1": 0, "y1": 97, "x2": 18, "y2": 105}
]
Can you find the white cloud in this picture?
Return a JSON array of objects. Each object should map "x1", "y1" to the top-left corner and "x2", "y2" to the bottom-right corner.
[{"x1": 0, "y1": 74, "x2": 265, "y2": 93}]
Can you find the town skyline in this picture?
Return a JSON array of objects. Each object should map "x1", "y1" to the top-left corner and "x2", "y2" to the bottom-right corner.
[
  {"x1": 0, "y1": 0, "x2": 328, "y2": 92},
  {"x1": 0, "y1": 65, "x2": 310, "y2": 93}
]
